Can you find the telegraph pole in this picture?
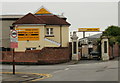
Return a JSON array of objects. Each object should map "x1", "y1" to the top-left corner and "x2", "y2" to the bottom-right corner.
[{"x1": 12, "y1": 48, "x2": 15, "y2": 75}]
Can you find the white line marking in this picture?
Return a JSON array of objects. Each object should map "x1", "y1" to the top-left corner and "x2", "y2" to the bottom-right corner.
[{"x1": 65, "y1": 68, "x2": 69, "y2": 70}]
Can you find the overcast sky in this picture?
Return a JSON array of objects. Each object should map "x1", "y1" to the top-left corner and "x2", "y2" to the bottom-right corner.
[{"x1": 1, "y1": 0, "x2": 119, "y2": 38}]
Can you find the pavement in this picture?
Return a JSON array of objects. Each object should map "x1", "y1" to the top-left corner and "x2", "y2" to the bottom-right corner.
[
  {"x1": 1, "y1": 72, "x2": 52, "y2": 83},
  {"x1": 1, "y1": 60, "x2": 78, "y2": 82}
]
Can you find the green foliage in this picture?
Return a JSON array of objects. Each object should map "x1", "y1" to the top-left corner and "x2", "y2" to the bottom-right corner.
[
  {"x1": 116, "y1": 36, "x2": 120, "y2": 45},
  {"x1": 96, "y1": 38, "x2": 101, "y2": 44},
  {"x1": 109, "y1": 37, "x2": 116, "y2": 46},
  {"x1": 102, "y1": 25, "x2": 120, "y2": 45},
  {"x1": 103, "y1": 25, "x2": 120, "y2": 36}
]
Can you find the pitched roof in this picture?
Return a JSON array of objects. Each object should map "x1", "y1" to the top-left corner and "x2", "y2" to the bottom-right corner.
[
  {"x1": 88, "y1": 33, "x2": 102, "y2": 39},
  {"x1": 13, "y1": 13, "x2": 46, "y2": 25},
  {"x1": 36, "y1": 15, "x2": 70, "y2": 25},
  {"x1": 13, "y1": 13, "x2": 70, "y2": 25}
]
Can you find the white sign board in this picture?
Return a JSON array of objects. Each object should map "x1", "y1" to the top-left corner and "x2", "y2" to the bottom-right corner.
[{"x1": 10, "y1": 29, "x2": 18, "y2": 48}]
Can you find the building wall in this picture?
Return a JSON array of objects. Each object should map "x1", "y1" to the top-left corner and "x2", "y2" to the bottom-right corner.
[
  {"x1": 62, "y1": 25, "x2": 69, "y2": 47},
  {"x1": 44, "y1": 25, "x2": 69, "y2": 47},
  {"x1": 45, "y1": 25, "x2": 60, "y2": 43},
  {"x1": 0, "y1": 20, "x2": 2, "y2": 47},
  {"x1": 1, "y1": 20, "x2": 16, "y2": 48},
  {"x1": 15, "y1": 25, "x2": 45, "y2": 52},
  {"x1": 15, "y1": 25, "x2": 69, "y2": 52},
  {"x1": 44, "y1": 25, "x2": 60, "y2": 47},
  {"x1": 82, "y1": 45, "x2": 88, "y2": 57}
]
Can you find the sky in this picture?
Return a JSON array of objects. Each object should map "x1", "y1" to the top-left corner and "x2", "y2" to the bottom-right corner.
[{"x1": 1, "y1": 0, "x2": 119, "y2": 39}]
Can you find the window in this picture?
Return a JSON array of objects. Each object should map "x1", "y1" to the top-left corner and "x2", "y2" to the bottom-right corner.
[
  {"x1": 46, "y1": 28, "x2": 53, "y2": 36},
  {"x1": 26, "y1": 48, "x2": 31, "y2": 50},
  {"x1": 26, "y1": 48, "x2": 36, "y2": 50}
]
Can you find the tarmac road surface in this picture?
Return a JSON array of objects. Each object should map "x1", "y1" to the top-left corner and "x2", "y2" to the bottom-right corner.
[{"x1": 1, "y1": 59, "x2": 119, "y2": 81}]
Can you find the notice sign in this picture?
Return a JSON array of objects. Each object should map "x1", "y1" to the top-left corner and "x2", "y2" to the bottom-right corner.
[
  {"x1": 10, "y1": 30, "x2": 18, "y2": 42},
  {"x1": 78, "y1": 28, "x2": 100, "y2": 32},
  {"x1": 10, "y1": 29, "x2": 18, "y2": 48},
  {"x1": 16, "y1": 28, "x2": 39, "y2": 41},
  {"x1": 10, "y1": 42, "x2": 18, "y2": 48}
]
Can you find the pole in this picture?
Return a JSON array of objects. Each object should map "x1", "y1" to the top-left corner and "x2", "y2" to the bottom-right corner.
[
  {"x1": 12, "y1": 48, "x2": 15, "y2": 75},
  {"x1": 83, "y1": 31, "x2": 85, "y2": 38}
]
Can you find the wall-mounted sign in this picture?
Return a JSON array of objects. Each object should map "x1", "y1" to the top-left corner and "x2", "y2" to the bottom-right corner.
[
  {"x1": 78, "y1": 28, "x2": 100, "y2": 32},
  {"x1": 16, "y1": 28, "x2": 39, "y2": 41}
]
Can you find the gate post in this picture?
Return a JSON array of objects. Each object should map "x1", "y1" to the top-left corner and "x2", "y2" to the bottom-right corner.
[
  {"x1": 101, "y1": 36, "x2": 109, "y2": 61},
  {"x1": 71, "y1": 32, "x2": 79, "y2": 61}
]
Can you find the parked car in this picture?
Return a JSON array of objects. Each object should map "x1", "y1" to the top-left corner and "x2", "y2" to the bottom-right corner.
[{"x1": 90, "y1": 51, "x2": 100, "y2": 60}]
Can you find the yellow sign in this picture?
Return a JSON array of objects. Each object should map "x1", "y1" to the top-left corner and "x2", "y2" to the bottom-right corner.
[
  {"x1": 78, "y1": 28, "x2": 100, "y2": 32},
  {"x1": 16, "y1": 28, "x2": 39, "y2": 41},
  {"x1": 35, "y1": 8, "x2": 51, "y2": 14}
]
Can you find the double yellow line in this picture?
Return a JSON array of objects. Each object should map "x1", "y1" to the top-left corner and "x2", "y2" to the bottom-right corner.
[{"x1": 1, "y1": 72, "x2": 52, "y2": 82}]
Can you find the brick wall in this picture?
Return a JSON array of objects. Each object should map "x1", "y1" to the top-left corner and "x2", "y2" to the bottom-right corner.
[
  {"x1": 113, "y1": 43, "x2": 119, "y2": 57},
  {"x1": 38, "y1": 47, "x2": 71, "y2": 64},
  {"x1": 1, "y1": 51, "x2": 39, "y2": 62},
  {"x1": 1, "y1": 46, "x2": 71, "y2": 64},
  {"x1": 109, "y1": 43, "x2": 119, "y2": 59}
]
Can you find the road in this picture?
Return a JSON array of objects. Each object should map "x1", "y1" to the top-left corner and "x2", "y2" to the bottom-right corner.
[{"x1": 1, "y1": 59, "x2": 119, "y2": 81}]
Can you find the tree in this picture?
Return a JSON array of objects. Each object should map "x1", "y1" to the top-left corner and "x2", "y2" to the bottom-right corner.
[
  {"x1": 102, "y1": 25, "x2": 120, "y2": 45},
  {"x1": 103, "y1": 25, "x2": 120, "y2": 37}
]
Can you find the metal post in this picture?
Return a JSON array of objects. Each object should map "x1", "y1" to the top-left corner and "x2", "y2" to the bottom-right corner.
[
  {"x1": 12, "y1": 48, "x2": 15, "y2": 75},
  {"x1": 83, "y1": 31, "x2": 85, "y2": 38}
]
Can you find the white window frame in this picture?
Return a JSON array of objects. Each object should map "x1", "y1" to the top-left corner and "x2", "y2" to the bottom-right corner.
[{"x1": 46, "y1": 28, "x2": 53, "y2": 36}]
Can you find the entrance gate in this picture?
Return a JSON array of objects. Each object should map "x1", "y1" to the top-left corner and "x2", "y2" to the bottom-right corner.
[
  {"x1": 71, "y1": 30, "x2": 110, "y2": 61},
  {"x1": 70, "y1": 28, "x2": 110, "y2": 61}
]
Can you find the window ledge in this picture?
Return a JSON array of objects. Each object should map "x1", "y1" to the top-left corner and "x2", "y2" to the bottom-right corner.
[{"x1": 45, "y1": 35, "x2": 54, "y2": 37}]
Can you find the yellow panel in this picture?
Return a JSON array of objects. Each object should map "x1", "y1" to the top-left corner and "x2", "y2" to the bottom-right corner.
[
  {"x1": 16, "y1": 28, "x2": 40, "y2": 41},
  {"x1": 35, "y1": 8, "x2": 51, "y2": 14},
  {"x1": 78, "y1": 28, "x2": 100, "y2": 32}
]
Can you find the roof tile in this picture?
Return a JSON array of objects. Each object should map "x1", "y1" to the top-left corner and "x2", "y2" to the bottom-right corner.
[
  {"x1": 36, "y1": 15, "x2": 70, "y2": 25},
  {"x1": 13, "y1": 13, "x2": 70, "y2": 25},
  {"x1": 13, "y1": 13, "x2": 46, "y2": 25}
]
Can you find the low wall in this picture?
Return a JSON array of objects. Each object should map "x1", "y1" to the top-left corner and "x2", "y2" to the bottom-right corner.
[
  {"x1": 38, "y1": 47, "x2": 71, "y2": 64},
  {"x1": 1, "y1": 51, "x2": 39, "y2": 62},
  {"x1": 1, "y1": 47, "x2": 71, "y2": 64}
]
